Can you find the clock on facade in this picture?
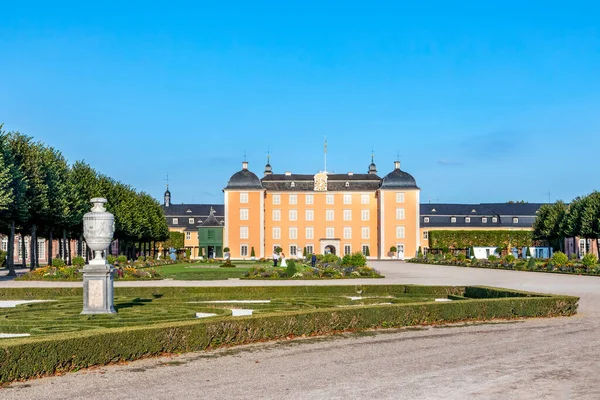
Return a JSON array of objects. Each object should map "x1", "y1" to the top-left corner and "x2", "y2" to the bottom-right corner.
[{"x1": 314, "y1": 172, "x2": 328, "y2": 191}]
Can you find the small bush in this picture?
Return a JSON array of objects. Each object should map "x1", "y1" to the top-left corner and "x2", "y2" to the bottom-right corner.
[
  {"x1": 582, "y1": 253, "x2": 598, "y2": 268},
  {"x1": 251, "y1": 247, "x2": 256, "y2": 258},
  {"x1": 390, "y1": 246, "x2": 397, "y2": 253},
  {"x1": 274, "y1": 246, "x2": 282, "y2": 254},
  {"x1": 569, "y1": 253, "x2": 579, "y2": 260},
  {"x1": 527, "y1": 257, "x2": 536, "y2": 270},
  {"x1": 219, "y1": 260, "x2": 236, "y2": 268},
  {"x1": 487, "y1": 255, "x2": 497, "y2": 262},
  {"x1": 223, "y1": 247, "x2": 230, "y2": 253},
  {"x1": 504, "y1": 254, "x2": 516, "y2": 263},
  {"x1": 286, "y1": 260, "x2": 298, "y2": 277},
  {"x1": 72, "y1": 256, "x2": 85, "y2": 268},
  {"x1": 0, "y1": 250, "x2": 7, "y2": 268},
  {"x1": 457, "y1": 253, "x2": 466, "y2": 262},
  {"x1": 318, "y1": 253, "x2": 341, "y2": 264},
  {"x1": 52, "y1": 258, "x2": 66, "y2": 267},
  {"x1": 107, "y1": 255, "x2": 117, "y2": 265},
  {"x1": 341, "y1": 252, "x2": 367, "y2": 267},
  {"x1": 117, "y1": 255, "x2": 127, "y2": 264},
  {"x1": 551, "y1": 251, "x2": 569, "y2": 267}
]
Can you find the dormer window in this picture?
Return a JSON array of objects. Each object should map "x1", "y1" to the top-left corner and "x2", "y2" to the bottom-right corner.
[
  {"x1": 492, "y1": 217, "x2": 498, "y2": 223},
  {"x1": 431, "y1": 208, "x2": 436, "y2": 212},
  {"x1": 186, "y1": 209, "x2": 192, "y2": 213},
  {"x1": 451, "y1": 217, "x2": 456, "y2": 223},
  {"x1": 424, "y1": 217, "x2": 430, "y2": 223},
  {"x1": 482, "y1": 217, "x2": 488, "y2": 223},
  {"x1": 465, "y1": 217, "x2": 470, "y2": 223},
  {"x1": 345, "y1": 182, "x2": 350, "y2": 187},
  {"x1": 291, "y1": 182, "x2": 295, "y2": 188},
  {"x1": 513, "y1": 217, "x2": 519, "y2": 224},
  {"x1": 173, "y1": 218, "x2": 178, "y2": 225},
  {"x1": 471, "y1": 209, "x2": 477, "y2": 213}
]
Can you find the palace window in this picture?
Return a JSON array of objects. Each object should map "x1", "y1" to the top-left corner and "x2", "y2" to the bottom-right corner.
[
  {"x1": 361, "y1": 194, "x2": 370, "y2": 204},
  {"x1": 396, "y1": 208, "x2": 405, "y2": 220},
  {"x1": 1, "y1": 237, "x2": 7, "y2": 252},
  {"x1": 343, "y1": 209, "x2": 352, "y2": 221},
  {"x1": 424, "y1": 217, "x2": 430, "y2": 223},
  {"x1": 482, "y1": 217, "x2": 487, "y2": 223},
  {"x1": 272, "y1": 227, "x2": 281, "y2": 239},
  {"x1": 326, "y1": 210, "x2": 334, "y2": 221},
  {"x1": 240, "y1": 192, "x2": 248, "y2": 203},
  {"x1": 362, "y1": 245, "x2": 369, "y2": 256},
  {"x1": 240, "y1": 209, "x2": 249, "y2": 220},
  {"x1": 305, "y1": 209, "x2": 314, "y2": 221},
  {"x1": 325, "y1": 227, "x2": 335, "y2": 239},
  {"x1": 186, "y1": 232, "x2": 191, "y2": 240},
  {"x1": 305, "y1": 227, "x2": 314, "y2": 239},
  {"x1": 208, "y1": 230, "x2": 215, "y2": 240},
  {"x1": 344, "y1": 245, "x2": 352, "y2": 256},
  {"x1": 361, "y1": 210, "x2": 370, "y2": 221},
  {"x1": 272, "y1": 209, "x2": 281, "y2": 221},
  {"x1": 361, "y1": 227, "x2": 370, "y2": 239},
  {"x1": 240, "y1": 227, "x2": 249, "y2": 239},
  {"x1": 492, "y1": 217, "x2": 498, "y2": 223},
  {"x1": 289, "y1": 227, "x2": 298, "y2": 240},
  {"x1": 513, "y1": 217, "x2": 519, "y2": 224},
  {"x1": 289, "y1": 209, "x2": 298, "y2": 221},
  {"x1": 396, "y1": 192, "x2": 405, "y2": 203},
  {"x1": 423, "y1": 231, "x2": 429, "y2": 240},
  {"x1": 343, "y1": 227, "x2": 352, "y2": 239},
  {"x1": 451, "y1": 217, "x2": 456, "y2": 223},
  {"x1": 37, "y1": 240, "x2": 46, "y2": 260},
  {"x1": 241, "y1": 245, "x2": 248, "y2": 257},
  {"x1": 326, "y1": 194, "x2": 334, "y2": 204},
  {"x1": 289, "y1": 194, "x2": 298, "y2": 205},
  {"x1": 306, "y1": 245, "x2": 314, "y2": 255},
  {"x1": 18, "y1": 238, "x2": 29, "y2": 260},
  {"x1": 189, "y1": 218, "x2": 194, "y2": 224},
  {"x1": 465, "y1": 217, "x2": 470, "y2": 223},
  {"x1": 305, "y1": 194, "x2": 314, "y2": 205},
  {"x1": 173, "y1": 218, "x2": 178, "y2": 225},
  {"x1": 290, "y1": 245, "x2": 297, "y2": 256},
  {"x1": 343, "y1": 194, "x2": 352, "y2": 204},
  {"x1": 396, "y1": 226, "x2": 405, "y2": 239},
  {"x1": 272, "y1": 194, "x2": 281, "y2": 205}
]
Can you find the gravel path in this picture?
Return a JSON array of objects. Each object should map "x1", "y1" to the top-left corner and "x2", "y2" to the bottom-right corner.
[{"x1": 2, "y1": 262, "x2": 599, "y2": 399}]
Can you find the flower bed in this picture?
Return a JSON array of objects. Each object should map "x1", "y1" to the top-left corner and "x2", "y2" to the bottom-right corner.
[{"x1": 409, "y1": 251, "x2": 600, "y2": 276}]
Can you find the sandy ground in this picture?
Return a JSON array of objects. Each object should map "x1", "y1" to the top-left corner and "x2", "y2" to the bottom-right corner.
[{"x1": 1, "y1": 261, "x2": 599, "y2": 400}]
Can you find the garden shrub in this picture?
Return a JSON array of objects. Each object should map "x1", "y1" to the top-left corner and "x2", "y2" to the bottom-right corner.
[
  {"x1": 274, "y1": 246, "x2": 283, "y2": 254},
  {"x1": 417, "y1": 246, "x2": 423, "y2": 258},
  {"x1": 219, "y1": 260, "x2": 236, "y2": 268},
  {"x1": 457, "y1": 253, "x2": 466, "y2": 262},
  {"x1": 318, "y1": 253, "x2": 341, "y2": 264},
  {"x1": 286, "y1": 260, "x2": 298, "y2": 277},
  {"x1": 52, "y1": 258, "x2": 66, "y2": 267},
  {"x1": 117, "y1": 255, "x2": 127, "y2": 264},
  {"x1": 527, "y1": 257, "x2": 536, "y2": 270},
  {"x1": 341, "y1": 252, "x2": 367, "y2": 267},
  {"x1": 72, "y1": 256, "x2": 85, "y2": 268},
  {"x1": 107, "y1": 255, "x2": 117, "y2": 265},
  {"x1": 185, "y1": 249, "x2": 191, "y2": 259},
  {"x1": 526, "y1": 247, "x2": 532, "y2": 258},
  {"x1": 0, "y1": 250, "x2": 7, "y2": 268},
  {"x1": 504, "y1": 254, "x2": 516, "y2": 263},
  {"x1": 488, "y1": 255, "x2": 498, "y2": 262},
  {"x1": 569, "y1": 253, "x2": 579, "y2": 260},
  {"x1": 0, "y1": 286, "x2": 578, "y2": 383},
  {"x1": 390, "y1": 246, "x2": 397, "y2": 253},
  {"x1": 551, "y1": 251, "x2": 569, "y2": 267},
  {"x1": 251, "y1": 247, "x2": 256, "y2": 258},
  {"x1": 582, "y1": 253, "x2": 598, "y2": 268}
]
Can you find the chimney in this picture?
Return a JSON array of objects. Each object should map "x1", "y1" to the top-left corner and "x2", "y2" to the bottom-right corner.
[
  {"x1": 242, "y1": 161, "x2": 248, "y2": 170},
  {"x1": 285, "y1": 171, "x2": 292, "y2": 176},
  {"x1": 394, "y1": 161, "x2": 400, "y2": 170},
  {"x1": 348, "y1": 172, "x2": 354, "y2": 176}
]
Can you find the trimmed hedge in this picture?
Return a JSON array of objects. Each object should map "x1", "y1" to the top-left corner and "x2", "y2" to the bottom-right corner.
[
  {"x1": 428, "y1": 230, "x2": 533, "y2": 249},
  {"x1": 0, "y1": 286, "x2": 579, "y2": 382}
]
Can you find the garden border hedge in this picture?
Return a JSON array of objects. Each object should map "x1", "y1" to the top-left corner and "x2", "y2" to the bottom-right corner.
[{"x1": 0, "y1": 285, "x2": 578, "y2": 383}]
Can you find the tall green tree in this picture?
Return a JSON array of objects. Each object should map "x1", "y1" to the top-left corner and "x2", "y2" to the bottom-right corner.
[
  {"x1": 533, "y1": 201, "x2": 568, "y2": 251},
  {"x1": 0, "y1": 148, "x2": 14, "y2": 211}
]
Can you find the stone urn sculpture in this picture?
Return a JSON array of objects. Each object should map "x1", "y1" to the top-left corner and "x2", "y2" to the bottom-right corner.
[{"x1": 81, "y1": 198, "x2": 116, "y2": 314}]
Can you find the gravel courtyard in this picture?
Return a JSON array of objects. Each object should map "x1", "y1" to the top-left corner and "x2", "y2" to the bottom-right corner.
[{"x1": 2, "y1": 261, "x2": 599, "y2": 400}]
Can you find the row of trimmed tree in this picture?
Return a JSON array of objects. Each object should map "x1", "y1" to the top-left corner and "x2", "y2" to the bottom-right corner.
[
  {"x1": 533, "y1": 191, "x2": 600, "y2": 254},
  {"x1": 0, "y1": 124, "x2": 169, "y2": 275}
]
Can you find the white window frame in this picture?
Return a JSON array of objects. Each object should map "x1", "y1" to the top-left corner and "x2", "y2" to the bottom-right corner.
[
  {"x1": 37, "y1": 239, "x2": 46, "y2": 260},
  {"x1": 189, "y1": 218, "x2": 194, "y2": 224},
  {"x1": 186, "y1": 232, "x2": 191, "y2": 240},
  {"x1": 423, "y1": 231, "x2": 428, "y2": 240},
  {"x1": 305, "y1": 227, "x2": 314, "y2": 239},
  {"x1": 240, "y1": 209, "x2": 249, "y2": 221},
  {"x1": 465, "y1": 217, "x2": 470, "y2": 223},
  {"x1": 482, "y1": 217, "x2": 488, "y2": 223},
  {"x1": 361, "y1": 210, "x2": 370, "y2": 221},
  {"x1": 272, "y1": 227, "x2": 281, "y2": 240},
  {"x1": 240, "y1": 245, "x2": 248, "y2": 257},
  {"x1": 343, "y1": 194, "x2": 352, "y2": 204},
  {"x1": 305, "y1": 209, "x2": 314, "y2": 221},
  {"x1": 513, "y1": 217, "x2": 519, "y2": 224},
  {"x1": 396, "y1": 208, "x2": 405, "y2": 220},
  {"x1": 240, "y1": 226, "x2": 249, "y2": 239},
  {"x1": 344, "y1": 245, "x2": 352, "y2": 256},
  {"x1": 306, "y1": 245, "x2": 314, "y2": 255},
  {"x1": 290, "y1": 245, "x2": 297, "y2": 256},
  {"x1": 492, "y1": 217, "x2": 498, "y2": 223},
  {"x1": 173, "y1": 218, "x2": 179, "y2": 225},
  {"x1": 424, "y1": 217, "x2": 430, "y2": 223},
  {"x1": 289, "y1": 209, "x2": 298, "y2": 221},
  {"x1": 1, "y1": 237, "x2": 8, "y2": 252},
  {"x1": 240, "y1": 192, "x2": 249, "y2": 203},
  {"x1": 361, "y1": 227, "x2": 370, "y2": 239},
  {"x1": 361, "y1": 194, "x2": 369, "y2": 204},
  {"x1": 272, "y1": 209, "x2": 281, "y2": 221},
  {"x1": 289, "y1": 194, "x2": 298, "y2": 205},
  {"x1": 396, "y1": 226, "x2": 405, "y2": 239},
  {"x1": 289, "y1": 227, "x2": 298, "y2": 240},
  {"x1": 326, "y1": 194, "x2": 334, "y2": 205},
  {"x1": 326, "y1": 210, "x2": 334, "y2": 221},
  {"x1": 343, "y1": 209, "x2": 352, "y2": 221},
  {"x1": 451, "y1": 217, "x2": 456, "y2": 223},
  {"x1": 343, "y1": 227, "x2": 352, "y2": 239},
  {"x1": 362, "y1": 245, "x2": 369, "y2": 256},
  {"x1": 396, "y1": 192, "x2": 405, "y2": 203},
  {"x1": 325, "y1": 227, "x2": 335, "y2": 239},
  {"x1": 305, "y1": 194, "x2": 314, "y2": 205},
  {"x1": 272, "y1": 194, "x2": 281, "y2": 205}
]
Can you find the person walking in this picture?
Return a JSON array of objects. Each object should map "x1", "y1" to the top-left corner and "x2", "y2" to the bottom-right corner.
[
  {"x1": 280, "y1": 253, "x2": 287, "y2": 267},
  {"x1": 273, "y1": 251, "x2": 279, "y2": 267},
  {"x1": 311, "y1": 254, "x2": 317, "y2": 268}
]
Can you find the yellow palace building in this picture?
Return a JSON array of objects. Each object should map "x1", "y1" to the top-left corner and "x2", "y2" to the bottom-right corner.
[{"x1": 223, "y1": 157, "x2": 420, "y2": 260}]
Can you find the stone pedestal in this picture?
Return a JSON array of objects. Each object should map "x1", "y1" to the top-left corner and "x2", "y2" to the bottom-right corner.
[{"x1": 82, "y1": 264, "x2": 116, "y2": 314}]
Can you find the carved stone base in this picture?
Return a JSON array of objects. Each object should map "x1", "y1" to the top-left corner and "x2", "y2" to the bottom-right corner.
[{"x1": 82, "y1": 265, "x2": 116, "y2": 314}]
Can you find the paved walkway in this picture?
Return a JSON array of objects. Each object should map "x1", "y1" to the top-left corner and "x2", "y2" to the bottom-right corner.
[{"x1": 2, "y1": 262, "x2": 600, "y2": 399}]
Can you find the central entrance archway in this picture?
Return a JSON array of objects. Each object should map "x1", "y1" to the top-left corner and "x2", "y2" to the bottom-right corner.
[{"x1": 324, "y1": 245, "x2": 336, "y2": 255}]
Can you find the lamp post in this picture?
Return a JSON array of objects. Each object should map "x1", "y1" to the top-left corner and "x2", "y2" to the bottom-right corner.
[{"x1": 81, "y1": 198, "x2": 116, "y2": 314}]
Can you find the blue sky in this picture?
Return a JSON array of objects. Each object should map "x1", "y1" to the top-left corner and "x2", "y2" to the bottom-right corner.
[{"x1": 1, "y1": 1, "x2": 599, "y2": 205}]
